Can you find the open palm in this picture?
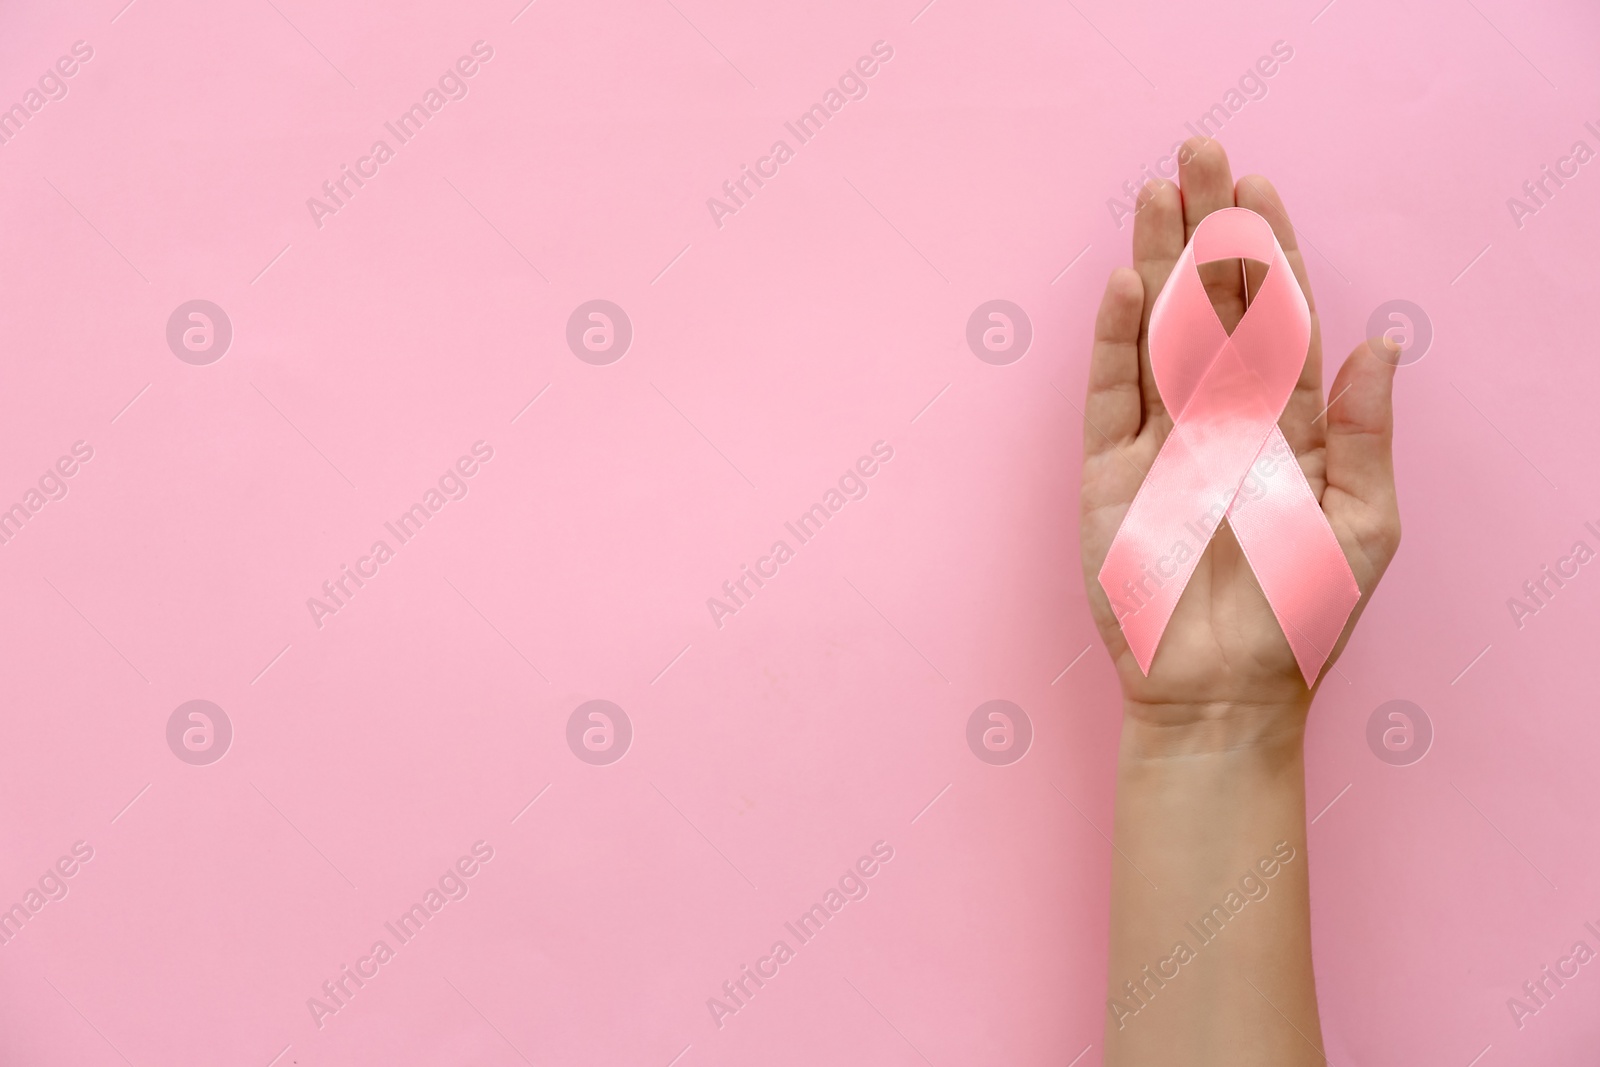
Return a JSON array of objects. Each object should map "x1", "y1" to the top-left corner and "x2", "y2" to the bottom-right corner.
[{"x1": 1079, "y1": 139, "x2": 1402, "y2": 727}]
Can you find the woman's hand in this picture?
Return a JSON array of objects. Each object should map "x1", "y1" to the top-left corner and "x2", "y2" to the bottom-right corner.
[{"x1": 1079, "y1": 138, "x2": 1402, "y2": 746}]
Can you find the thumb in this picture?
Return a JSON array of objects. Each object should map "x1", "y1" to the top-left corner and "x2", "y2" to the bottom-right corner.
[{"x1": 1323, "y1": 338, "x2": 1402, "y2": 583}]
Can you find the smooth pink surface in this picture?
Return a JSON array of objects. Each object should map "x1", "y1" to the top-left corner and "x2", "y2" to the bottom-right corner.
[
  {"x1": 1099, "y1": 206, "x2": 1360, "y2": 684},
  {"x1": 0, "y1": 1, "x2": 1597, "y2": 1064}
]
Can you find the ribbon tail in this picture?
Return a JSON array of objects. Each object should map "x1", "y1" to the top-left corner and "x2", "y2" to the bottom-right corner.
[
  {"x1": 1097, "y1": 420, "x2": 1240, "y2": 676},
  {"x1": 1226, "y1": 428, "x2": 1362, "y2": 685}
]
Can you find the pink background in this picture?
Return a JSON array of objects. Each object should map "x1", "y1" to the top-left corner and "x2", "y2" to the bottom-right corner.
[{"x1": 1, "y1": 0, "x2": 1597, "y2": 1063}]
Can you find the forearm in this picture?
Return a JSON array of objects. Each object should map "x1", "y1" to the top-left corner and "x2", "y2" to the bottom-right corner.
[{"x1": 1102, "y1": 704, "x2": 1323, "y2": 1066}]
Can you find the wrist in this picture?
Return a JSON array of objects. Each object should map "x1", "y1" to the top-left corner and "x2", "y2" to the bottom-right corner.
[
  {"x1": 1115, "y1": 703, "x2": 1311, "y2": 842},
  {"x1": 1119, "y1": 697, "x2": 1310, "y2": 761}
]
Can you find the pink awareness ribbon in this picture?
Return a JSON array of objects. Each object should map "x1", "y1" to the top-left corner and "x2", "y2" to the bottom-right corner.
[{"x1": 1097, "y1": 207, "x2": 1360, "y2": 686}]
